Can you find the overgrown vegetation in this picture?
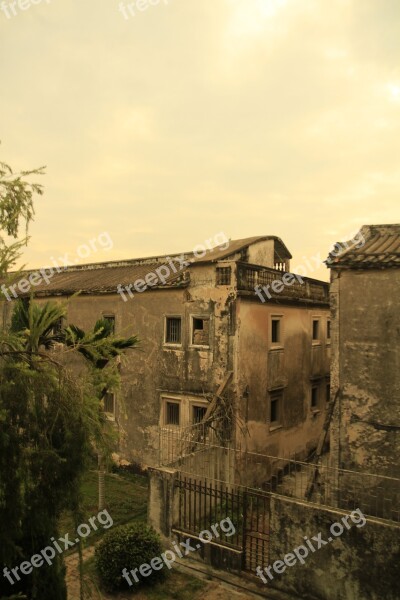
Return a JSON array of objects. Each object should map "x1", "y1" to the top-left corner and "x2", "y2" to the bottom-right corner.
[{"x1": 0, "y1": 151, "x2": 138, "y2": 600}]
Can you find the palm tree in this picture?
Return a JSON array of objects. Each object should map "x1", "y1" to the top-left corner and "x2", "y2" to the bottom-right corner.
[
  {"x1": 8, "y1": 299, "x2": 139, "y2": 509},
  {"x1": 63, "y1": 318, "x2": 139, "y2": 509}
]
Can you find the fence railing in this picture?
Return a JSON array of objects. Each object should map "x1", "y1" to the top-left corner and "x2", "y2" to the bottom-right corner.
[
  {"x1": 159, "y1": 418, "x2": 227, "y2": 467},
  {"x1": 159, "y1": 433, "x2": 400, "y2": 524}
]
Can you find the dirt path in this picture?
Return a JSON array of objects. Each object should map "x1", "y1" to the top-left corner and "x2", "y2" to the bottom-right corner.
[{"x1": 66, "y1": 548, "x2": 255, "y2": 600}]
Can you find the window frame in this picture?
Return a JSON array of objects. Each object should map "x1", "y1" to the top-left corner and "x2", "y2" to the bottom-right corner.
[
  {"x1": 312, "y1": 317, "x2": 321, "y2": 344},
  {"x1": 164, "y1": 400, "x2": 181, "y2": 426},
  {"x1": 216, "y1": 266, "x2": 232, "y2": 286},
  {"x1": 164, "y1": 315, "x2": 183, "y2": 346},
  {"x1": 192, "y1": 404, "x2": 208, "y2": 425},
  {"x1": 270, "y1": 314, "x2": 283, "y2": 348},
  {"x1": 269, "y1": 388, "x2": 283, "y2": 430},
  {"x1": 190, "y1": 315, "x2": 211, "y2": 348},
  {"x1": 103, "y1": 391, "x2": 116, "y2": 421},
  {"x1": 311, "y1": 384, "x2": 319, "y2": 411},
  {"x1": 326, "y1": 319, "x2": 331, "y2": 342}
]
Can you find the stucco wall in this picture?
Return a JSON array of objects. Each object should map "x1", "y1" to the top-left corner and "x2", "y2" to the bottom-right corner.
[
  {"x1": 268, "y1": 495, "x2": 400, "y2": 600},
  {"x1": 330, "y1": 268, "x2": 400, "y2": 477},
  {"x1": 235, "y1": 298, "x2": 330, "y2": 484}
]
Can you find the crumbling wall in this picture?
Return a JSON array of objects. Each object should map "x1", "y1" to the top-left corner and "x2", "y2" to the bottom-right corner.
[
  {"x1": 268, "y1": 494, "x2": 400, "y2": 600},
  {"x1": 330, "y1": 269, "x2": 400, "y2": 478}
]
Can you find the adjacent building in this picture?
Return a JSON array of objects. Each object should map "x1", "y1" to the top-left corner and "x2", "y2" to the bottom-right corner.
[{"x1": 327, "y1": 224, "x2": 400, "y2": 479}]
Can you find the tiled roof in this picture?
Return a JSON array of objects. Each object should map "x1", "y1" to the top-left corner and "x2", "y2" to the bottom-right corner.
[
  {"x1": 193, "y1": 236, "x2": 292, "y2": 263},
  {"x1": 3, "y1": 236, "x2": 291, "y2": 298},
  {"x1": 326, "y1": 224, "x2": 400, "y2": 269}
]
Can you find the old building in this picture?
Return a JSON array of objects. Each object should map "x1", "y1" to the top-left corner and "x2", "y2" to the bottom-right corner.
[
  {"x1": 1, "y1": 235, "x2": 330, "y2": 482},
  {"x1": 327, "y1": 224, "x2": 400, "y2": 478}
]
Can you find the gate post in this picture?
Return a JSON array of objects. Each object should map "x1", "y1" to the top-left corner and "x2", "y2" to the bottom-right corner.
[{"x1": 148, "y1": 467, "x2": 179, "y2": 541}]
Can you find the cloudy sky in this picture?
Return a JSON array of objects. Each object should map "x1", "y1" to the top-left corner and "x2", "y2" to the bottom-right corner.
[{"x1": 1, "y1": 0, "x2": 399, "y2": 280}]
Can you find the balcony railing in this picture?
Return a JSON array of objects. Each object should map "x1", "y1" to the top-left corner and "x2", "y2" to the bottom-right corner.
[{"x1": 237, "y1": 262, "x2": 329, "y2": 303}]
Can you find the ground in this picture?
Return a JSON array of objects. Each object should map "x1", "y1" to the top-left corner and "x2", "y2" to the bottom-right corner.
[{"x1": 63, "y1": 470, "x2": 257, "y2": 600}]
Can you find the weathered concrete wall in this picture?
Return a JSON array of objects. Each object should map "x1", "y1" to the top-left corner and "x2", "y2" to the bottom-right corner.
[
  {"x1": 0, "y1": 261, "x2": 236, "y2": 469},
  {"x1": 147, "y1": 467, "x2": 180, "y2": 541},
  {"x1": 247, "y1": 239, "x2": 276, "y2": 268},
  {"x1": 235, "y1": 298, "x2": 330, "y2": 485},
  {"x1": 330, "y1": 269, "x2": 400, "y2": 478},
  {"x1": 268, "y1": 494, "x2": 400, "y2": 600}
]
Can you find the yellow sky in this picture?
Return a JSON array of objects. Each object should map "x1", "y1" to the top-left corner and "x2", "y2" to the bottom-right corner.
[{"x1": 1, "y1": 0, "x2": 399, "y2": 280}]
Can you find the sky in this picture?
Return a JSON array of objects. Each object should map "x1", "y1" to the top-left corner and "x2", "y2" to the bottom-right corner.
[{"x1": 1, "y1": 0, "x2": 399, "y2": 281}]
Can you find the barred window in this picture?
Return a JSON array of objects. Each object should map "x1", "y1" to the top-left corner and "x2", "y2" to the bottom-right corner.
[
  {"x1": 193, "y1": 405, "x2": 207, "y2": 424},
  {"x1": 216, "y1": 267, "x2": 231, "y2": 285},
  {"x1": 165, "y1": 401, "x2": 180, "y2": 425},
  {"x1": 165, "y1": 317, "x2": 182, "y2": 344}
]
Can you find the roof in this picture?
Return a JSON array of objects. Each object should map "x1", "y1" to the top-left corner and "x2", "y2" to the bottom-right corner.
[
  {"x1": 192, "y1": 236, "x2": 292, "y2": 263},
  {"x1": 3, "y1": 235, "x2": 290, "y2": 298},
  {"x1": 326, "y1": 224, "x2": 400, "y2": 269}
]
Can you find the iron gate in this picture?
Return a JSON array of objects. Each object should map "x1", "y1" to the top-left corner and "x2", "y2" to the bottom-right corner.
[{"x1": 173, "y1": 475, "x2": 271, "y2": 574}]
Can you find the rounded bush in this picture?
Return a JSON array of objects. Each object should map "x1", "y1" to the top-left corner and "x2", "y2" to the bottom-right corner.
[{"x1": 95, "y1": 522, "x2": 166, "y2": 591}]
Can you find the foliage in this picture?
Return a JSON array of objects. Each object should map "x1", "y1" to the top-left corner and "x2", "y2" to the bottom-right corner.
[
  {"x1": 64, "y1": 318, "x2": 139, "y2": 371},
  {"x1": 0, "y1": 152, "x2": 138, "y2": 600},
  {"x1": 0, "y1": 150, "x2": 44, "y2": 279},
  {"x1": 95, "y1": 523, "x2": 166, "y2": 591}
]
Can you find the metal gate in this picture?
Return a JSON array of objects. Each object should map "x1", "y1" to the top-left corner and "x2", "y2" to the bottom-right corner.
[{"x1": 173, "y1": 475, "x2": 270, "y2": 575}]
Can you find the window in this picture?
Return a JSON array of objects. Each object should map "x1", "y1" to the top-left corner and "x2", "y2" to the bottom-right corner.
[
  {"x1": 165, "y1": 317, "x2": 182, "y2": 344},
  {"x1": 104, "y1": 392, "x2": 115, "y2": 418},
  {"x1": 103, "y1": 315, "x2": 115, "y2": 334},
  {"x1": 271, "y1": 318, "x2": 281, "y2": 344},
  {"x1": 165, "y1": 401, "x2": 180, "y2": 426},
  {"x1": 192, "y1": 405, "x2": 207, "y2": 424},
  {"x1": 216, "y1": 267, "x2": 231, "y2": 285},
  {"x1": 311, "y1": 385, "x2": 319, "y2": 409},
  {"x1": 269, "y1": 390, "x2": 283, "y2": 426},
  {"x1": 326, "y1": 383, "x2": 331, "y2": 403},
  {"x1": 191, "y1": 317, "x2": 210, "y2": 346},
  {"x1": 327, "y1": 320, "x2": 331, "y2": 340},
  {"x1": 312, "y1": 319, "x2": 320, "y2": 341}
]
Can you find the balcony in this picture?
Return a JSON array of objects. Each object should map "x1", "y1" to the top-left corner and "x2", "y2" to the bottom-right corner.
[{"x1": 237, "y1": 262, "x2": 329, "y2": 303}]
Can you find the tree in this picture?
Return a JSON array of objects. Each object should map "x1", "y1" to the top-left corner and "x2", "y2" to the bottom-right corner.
[
  {"x1": 63, "y1": 319, "x2": 139, "y2": 509},
  {"x1": 0, "y1": 151, "x2": 139, "y2": 600}
]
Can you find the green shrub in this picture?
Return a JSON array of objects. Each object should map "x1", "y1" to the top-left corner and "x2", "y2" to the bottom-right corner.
[{"x1": 95, "y1": 522, "x2": 166, "y2": 591}]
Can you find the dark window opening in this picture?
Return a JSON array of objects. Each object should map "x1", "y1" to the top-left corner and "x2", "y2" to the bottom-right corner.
[
  {"x1": 193, "y1": 406, "x2": 207, "y2": 424},
  {"x1": 192, "y1": 317, "x2": 210, "y2": 346},
  {"x1": 166, "y1": 402, "x2": 180, "y2": 426},
  {"x1": 165, "y1": 317, "x2": 182, "y2": 344},
  {"x1": 104, "y1": 392, "x2": 115, "y2": 415},
  {"x1": 312, "y1": 320, "x2": 320, "y2": 341},
  {"x1": 216, "y1": 267, "x2": 232, "y2": 285},
  {"x1": 327, "y1": 320, "x2": 331, "y2": 339},
  {"x1": 311, "y1": 386, "x2": 319, "y2": 409},
  {"x1": 270, "y1": 390, "x2": 282, "y2": 425},
  {"x1": 271, "y1": 319, "x2": 281, "y2": 344}
]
